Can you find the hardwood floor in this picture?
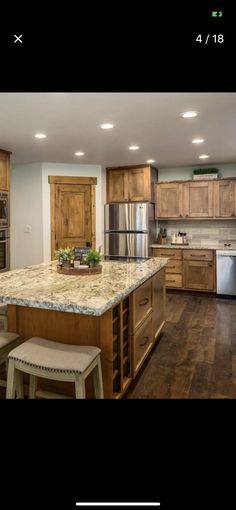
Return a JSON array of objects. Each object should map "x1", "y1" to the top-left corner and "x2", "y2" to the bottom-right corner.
[{"x1": 127, "y1": 291, "x2": 236, "y2": 399}]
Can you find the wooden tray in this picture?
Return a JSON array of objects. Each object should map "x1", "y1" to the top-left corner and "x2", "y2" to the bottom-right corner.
[{"x1": 57, "y1": 264, "x2": 102, "y2": 275}]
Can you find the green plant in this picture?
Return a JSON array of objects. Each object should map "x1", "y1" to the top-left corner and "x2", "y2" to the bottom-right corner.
[
  {"x1": 193, "y1": 168, "x2": 218, "y2": 175},
  {"x1": 55, "y1": 247, "x2": 75, "y2": 261},
  {"x1": 84, "y1": 249, "x2": 102, "y2": 267}
]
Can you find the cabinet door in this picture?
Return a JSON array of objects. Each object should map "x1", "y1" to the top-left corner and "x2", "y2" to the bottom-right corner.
[
  {"x1": 0, "y1": 150, "x2": 10, "y2": 191},
  {"x1": 152, "y1": 268, "x2": 166, "y2": 339},
  {"x1": 183, "y1": 181, "x2": 214, "y2": 218},
  {"x1": 183, "y1": 260, "x2": 214, "y2": 291},
  {"x1": 107, "y1": 169, "x2": 129, "y2": 202},
  {"x1": 156, "y1": 183, "x2": 183, "y2": 218},
  {"x1": 128, "y1": 167, "x2": 150, "y2": 201},
  {"x1": 214, "y1": 180, "x2": 236, "y2": 218},
  {"x1": 133, "y1": 314, "x2": 153, "y2": 375}
]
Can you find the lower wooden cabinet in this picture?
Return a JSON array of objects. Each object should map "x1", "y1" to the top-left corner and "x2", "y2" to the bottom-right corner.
[
  {"x1": 153, "y1": 248, "x2": 216, "y2": 292},
  {"x1": 152, "y1": 269, "x2": 166, "y2": 339},
  {"x1": 133, "y1": 313, "x2": 153, "y2": 375},
  {"x1": 183, "y1": 260, "x2": 215, "y2": 291}
]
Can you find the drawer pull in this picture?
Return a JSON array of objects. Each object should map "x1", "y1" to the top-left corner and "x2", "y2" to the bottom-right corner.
[
  {"x1": 190, "y1": 254, "x2": 206, "y2": 257},
  {"x1": 139, "y1": 336, "x2": 149, "y2": 346},
  {"x1": 167, "y1": 279, "x2": 176, "y2": 283},
  {"x1": 139, "y1": 298, "x2": 149, "y2": 306},
  {"x1": 168, "y1": 265, "x2": 175, "y2": 269}
]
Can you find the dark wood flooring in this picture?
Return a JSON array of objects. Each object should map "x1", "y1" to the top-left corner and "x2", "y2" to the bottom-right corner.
[{"x1": 126, "y1": 291, "x2": 236, "y2": 399}]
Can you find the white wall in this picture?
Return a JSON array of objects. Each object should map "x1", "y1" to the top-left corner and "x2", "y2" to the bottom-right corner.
[
  {"x1": 42, "y1": 163, "x2": 104, "y2": 262},
  {"x1": 11, "y1": 163, "x2": 43, "y2": 269},
  {"x1": 158, "y1": 163, "x2": 236, "y2": 181}
]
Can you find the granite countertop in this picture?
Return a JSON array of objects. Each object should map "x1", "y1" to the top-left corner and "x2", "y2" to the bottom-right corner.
[
  {"x1": 150, "y1": 243, "x2": 236, "y2": 251},
  {"x1": 0, "y1": 258, "x2": 168, "y2": 316}
]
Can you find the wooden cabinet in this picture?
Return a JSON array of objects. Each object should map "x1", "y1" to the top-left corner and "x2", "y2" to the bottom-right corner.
[
  {"x1": 106, "y1": 169, "x2": 129, "y2": 202},
  {"x1": 183, "y1": 181, "x2": 214, "y2": 218},
  {"x1": 156, "y1": 182, "x2": 183, "y2": 218},
  {"x1": 156, "y1": 178, "x2": 236, "y2": 219},
  {"x1": 107, "y1": 164, "x2": 158, "y2": 203},
  {"x1": 133, "y1": 314, "x2": 153, "y2": 375},
  {"x1": 153, "y1": 248, "x2": 216, "y2": 292},
  {"x1": 153, "y1": 248, "x2": 183, "y2": 289},
  {"x1": 152, "y1": 269, "x2": 166, "y2": 339},
  {"x1": 0, "y1": 149, "x2": 11, "y2": 191},
  {"x1": 214, "y1": 180, "x2": 236, "y2": 218},
  {"x1": 131, "y1": 279, "x2": 152, "y2": 331},
  {"x1": 183, "y1": 250, "x2": 215, "y2": 291}
]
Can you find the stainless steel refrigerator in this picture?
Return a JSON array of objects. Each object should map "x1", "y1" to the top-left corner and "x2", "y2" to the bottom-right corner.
[{"x1": 104, "y1": 202, "x2": 156, "y2": 258}]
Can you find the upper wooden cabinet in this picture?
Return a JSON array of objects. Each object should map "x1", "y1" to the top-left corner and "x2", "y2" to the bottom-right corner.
[
  {"x1": 156, "y1": 182, "x2": 183, "y2": 218},
  {"x1": 0, "y1": 149, "x2": 11, "y2": 191},
  {"x1": 183, "y1": 181, "x2": 214, "y2": 218},
  {"x1": 155, "y1": 178, "x2": 236, "y2": 219},
  {"x1": 106, "y1": 165, "x2": 158, "y2": 203},
  {"x1": 214, "y1": 180, "x2": 236, "y2": 218}
]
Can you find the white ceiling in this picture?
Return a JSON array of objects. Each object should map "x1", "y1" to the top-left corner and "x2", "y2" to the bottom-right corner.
[{"x1": 1, "y1": 93, "x2": 236, "y2": 168}]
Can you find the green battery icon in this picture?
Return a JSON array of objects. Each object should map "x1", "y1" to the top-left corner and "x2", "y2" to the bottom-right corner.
[{"x1": 212, "y1": 11, "x2": 222, "y2": 17}]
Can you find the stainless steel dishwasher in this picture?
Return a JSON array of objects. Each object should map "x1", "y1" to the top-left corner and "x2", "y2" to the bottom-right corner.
[{"x1": 216, "y1": 250, "x2": 236, "y2": 296}]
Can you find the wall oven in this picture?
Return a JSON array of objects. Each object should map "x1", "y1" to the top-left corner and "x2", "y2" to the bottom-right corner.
[
  {"x1": 0, "y1": 192, "x2": 9, "y2": 227},
  {"x1": 0, "y1": 229, "x2": 10, "y2": 272}
]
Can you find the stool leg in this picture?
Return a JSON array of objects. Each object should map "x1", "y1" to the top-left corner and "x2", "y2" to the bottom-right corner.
[
  {"x1": 75, "y1": 374, "x2": 86, "y2": 399},
  {"x1": 15, "y1": 370, "x2": 24, "y2": 398},
  {"x1": 29, "y1": 375, "x2": 37, "y2": 399},
  {"x1": 6, "y1": 359, "x2": 16, "y2": 399},
  {"x1": 92, "y1": 356, "x2": 104, "y2": 399}
]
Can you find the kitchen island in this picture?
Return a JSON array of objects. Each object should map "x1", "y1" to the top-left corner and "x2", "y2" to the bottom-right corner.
[{"x1": 0, "y1": 258, "x2": 168, "y2": 398}]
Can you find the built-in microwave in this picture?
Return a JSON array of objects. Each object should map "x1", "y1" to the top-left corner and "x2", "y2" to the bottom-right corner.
[{"x1": 0, "y1": 192, "x2": 9, "y2": 227}]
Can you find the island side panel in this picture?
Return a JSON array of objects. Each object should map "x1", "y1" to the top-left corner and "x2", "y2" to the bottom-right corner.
[{"x1": 7, "y1": 305, "x2": 114, "y2": 398}]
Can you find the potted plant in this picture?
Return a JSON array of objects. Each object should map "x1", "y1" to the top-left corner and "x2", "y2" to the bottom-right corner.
[
  {"x1": 84, "y1": 249, "x2": 102, "y2": 268},
  {"x1": 55, "y1": 247, "x2": 75, "y2": 268}
]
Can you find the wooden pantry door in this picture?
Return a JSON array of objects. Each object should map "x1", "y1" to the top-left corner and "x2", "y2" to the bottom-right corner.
[{"x1": 49, "y1": 176, "x2": 97, "y2": 258}]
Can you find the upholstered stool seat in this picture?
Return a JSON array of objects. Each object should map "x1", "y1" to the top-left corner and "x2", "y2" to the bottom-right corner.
[
  {"x1": 6, "y1": 337, "x2": 104, "y2": 399},
  {"x1": 0, "y1": 332, "x2": 20, "y2": 389}
]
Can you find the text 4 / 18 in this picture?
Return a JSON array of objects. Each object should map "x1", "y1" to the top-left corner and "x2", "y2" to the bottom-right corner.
[{"x1": 196, "y1": 34, "x2": 224, "y2": 44}]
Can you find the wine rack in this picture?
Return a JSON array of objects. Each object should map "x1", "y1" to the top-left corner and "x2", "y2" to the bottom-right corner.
[{"x1": 112, "y1": 296, "x2": 131, "y2": 398}]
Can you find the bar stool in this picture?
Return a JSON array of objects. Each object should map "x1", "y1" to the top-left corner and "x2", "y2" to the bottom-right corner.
[
  {"x1": 0, "y1": 332, "x2": 20, "y2": 388},
  {"x1": 6, "y1": 337, "x2": 104, "y2": 399}
]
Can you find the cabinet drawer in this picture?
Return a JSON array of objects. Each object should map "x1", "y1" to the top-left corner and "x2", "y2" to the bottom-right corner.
[
  {"x1": 133, "y1": 314, "x2": 153, "y2": 374},
  {"x1": 153, "y1": 248, "x2": 182, "y2": 259},
  {"x1": 183, "y1": 250, "x2": 214, "y2": 261},
  {"x1": 132, "y1": 279, "x2": 152, "y2": 331},
  {"x1": 166, "y1": 260, "x2": 182, "y2": 274},
  {"x1": 166, "y1": 273, "x2": 182, "y2": 288}
]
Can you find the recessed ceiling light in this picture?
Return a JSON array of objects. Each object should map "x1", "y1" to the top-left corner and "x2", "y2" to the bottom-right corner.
[
  {"x1": 34, "y1": 133, "x2": 47, "y2": 139},
  {"x1": 74, "y1": 151, "x2": 85, "y2": 156},
  {"x1": 199, "y1": 154, "x2": 209, "y2": 159},
  {"x1": 181, "y1": 111, "x2": 198, "y2": 118},
  {"x1": 192, "y1": 138, "x2": 205, "y2": 144},
  {"x1": 100, "y1": 123, "x2": 115, "y2": 129},
  {"x1": 129, "y1": 145, "x2": 140, "y2": 150},
  {"x1": 146, "y1": 159, "x2": 155, "y2": 163}
]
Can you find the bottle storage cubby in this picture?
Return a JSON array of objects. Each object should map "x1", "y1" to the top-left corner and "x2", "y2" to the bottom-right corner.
[{"x1": 112, "y1": 296, "x2": 131, "y2": 397}]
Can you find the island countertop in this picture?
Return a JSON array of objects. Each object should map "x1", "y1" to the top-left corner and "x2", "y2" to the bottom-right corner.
[{"x1": 0, "y1": 258, "x2": 168, "y2": 316}]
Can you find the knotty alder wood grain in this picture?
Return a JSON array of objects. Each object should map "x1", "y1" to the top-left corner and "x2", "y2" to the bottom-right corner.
[
  {"x1": 0, "y1": 149, "x2": 11, "y2": 191},
  {"x1": 49, "y1": 176, "x2": 97, "y2": 258},
  {"x1": 106, "y1": 164, "x2": 158, "y2": 203},
  {"x1": 156, "y1": 178, "x2": 236, "y2": 219}
]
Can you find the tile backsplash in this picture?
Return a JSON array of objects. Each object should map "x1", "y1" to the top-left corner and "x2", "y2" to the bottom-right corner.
[{"x1": 157, "y1": 219, "x2": 236, "y2": 246}]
